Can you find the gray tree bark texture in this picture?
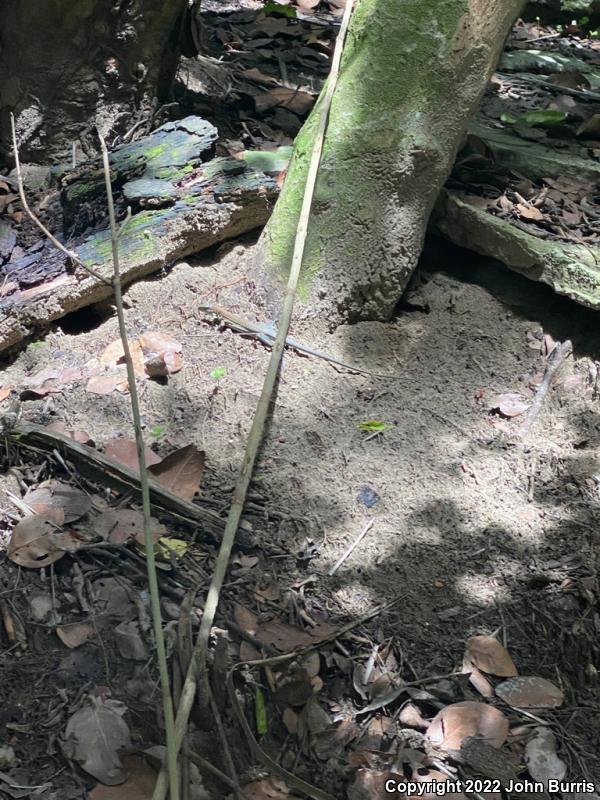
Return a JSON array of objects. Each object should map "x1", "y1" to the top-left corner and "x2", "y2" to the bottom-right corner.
[
  {"x1": 0, "y1": 0, "x2": 186, "y2": 165},
  {"x1": 254, "y1": 0, "x2": 526, "y2": 323}
]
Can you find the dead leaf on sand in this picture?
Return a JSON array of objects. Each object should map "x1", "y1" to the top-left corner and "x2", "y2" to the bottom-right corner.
[
  {"x1": 104, "y1": 438, "x2": 161, "y2": 472},
  {"x1": 8, "y1": 516, "x2": 86, "y2": 568},
  {"x1": 63, "y1": 695, "x2": 131, "y2": 784},
  {"x1": 89, "y1": 753, "x2": 157, "y2": 799},
  {"x1": 495, "y1": 676, "x2": 564, "y2": 708},
  {"x1": 148, "y1": 444, "x2": 205, "y2": 501},
  {"x1": 465, "y1": 635, "x2": 518, "y2": 677},
  {"x1": 426, "y1": 701, "x2": 509, "y2": 751}
]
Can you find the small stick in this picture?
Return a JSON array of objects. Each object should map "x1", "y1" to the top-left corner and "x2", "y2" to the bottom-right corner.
[
  {"x1": 519, "y1": 340, "x2": 572, "y2": 439},
  {"x1": 328, "y1": 517, "x2": 375, "y2": 576}
]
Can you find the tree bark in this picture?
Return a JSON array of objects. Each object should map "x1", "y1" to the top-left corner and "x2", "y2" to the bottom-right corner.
[
  {"x1": 0, "y1": 0, "x2": 186, "y2": 165},
  {"x1": 254, "y1": 0, "x2": 526, "y2": 323}
]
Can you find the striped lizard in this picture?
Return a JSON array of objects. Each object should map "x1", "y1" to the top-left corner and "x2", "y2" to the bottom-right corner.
[{"x1": 199, "y1": 304, "x2": 387, "y2": 377}]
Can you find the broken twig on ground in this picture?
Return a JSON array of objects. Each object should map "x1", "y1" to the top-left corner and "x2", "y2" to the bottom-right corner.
[
  {"x1": 328, "y1": 517, "x2": 375, "y2": 576},
  {"x1": 519, "y1": 339, "x2": 572, "y2": 439}
]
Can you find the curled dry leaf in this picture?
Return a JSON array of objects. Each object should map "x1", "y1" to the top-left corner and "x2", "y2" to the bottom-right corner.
[
  {"x1": 8, "y1": 516, "x2": 85, "y2": 568},
  {"x1": 94, "y1": 508, "x2": 167, "y2": 545},
  {"x1": 525, "y1": 727, "x2": 567, "y2": 784},
  {"x1": 398, "y1": 701, "x2": 429, "y2": 730},
  {"x1": 100, "y1": 338, "x2": 145, "y2": 376},
  {"x1": 140, "y1": 331, "x2": 183, "y2": 376},
  {"x1": 465, "y1": 635, "x2": 518, "y2": 677},
  {"x1": 426, "y1": 701, "x2": 509, "y2": 751},
  {"x1": 233, "y1": 603, "x2": 258, "y2": 635},
  {"x1": 63, "y1": 695, "x2": 131, "y2": 784},
  {"x1": 255, "y1": 620, "x2": 314, "y2": 651},
  {"x1": 89, "y1": 753, "x2": 157, "y2": 800},
  {"x1": 495, "y1": 676, "x2": 564, "y2": 709},
  {"x1": 489, "y1": 393, "x2": 530, "y2": 418},
  {"x1": 147, "y1": 444, "x2": 205, "y2": 502},
  {"x1": 46, "y1": 421, "x2": 95, "y2": 446},
  {"x1": 104, "y1": 438, "x2": 161, "y2": 472},
  {"x1": 86, "y1": 374, "x2": 129, "y2": 395},
  {"x1": 25, "y1": 480, "x2": 92, "y2": 523},
  {"x1": 56, "y1": 622, "x2": 94, "y2": 649},
  {"x1": 463, "y1": 658, "x2": 495, "y2": 698}
]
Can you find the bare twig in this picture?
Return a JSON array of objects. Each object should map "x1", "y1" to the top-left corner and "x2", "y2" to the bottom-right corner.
[
  {"x1": 98, "y1": 135, "x2": 179, "y2": 800},
  {"x1": 328, "y1": 517, "x2": 375, "y2": 576},
  {"x1": 152, "y1": 1, "x2": 356, "y2": 797},
  {"x1": 10, "y1": 114, "x2": 111, "y2": 287},
  {"x1": 519, "y1": 339, "x2": 572, "y2": 439}
]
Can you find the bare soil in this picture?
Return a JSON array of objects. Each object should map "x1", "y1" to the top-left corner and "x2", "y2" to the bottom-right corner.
[{"x1": 0, "y1": 233, "x2": 599, "y2": 794}]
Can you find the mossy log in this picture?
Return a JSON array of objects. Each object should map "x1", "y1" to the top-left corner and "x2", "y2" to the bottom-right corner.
[
  {"x1": 432, "y1": 191, "x2": 600, "y2": 309},
  {"x1": 0, "y1": 118, "x2": 277, "y2": 353}
]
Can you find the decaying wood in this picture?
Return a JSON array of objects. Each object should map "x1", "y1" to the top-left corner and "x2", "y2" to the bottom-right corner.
[
  {"x1": 10, "y1": 421, "x2": 231, "y2": 544},
  {"x1": 0, "y1": 117, "x2": 277, "y2": 354}
]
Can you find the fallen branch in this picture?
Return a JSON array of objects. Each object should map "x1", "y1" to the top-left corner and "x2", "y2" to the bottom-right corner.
[
  {"x1": 9, "y1": 421, "x2": 227, "y2": 542},
  {"x1": 152, "y1": 0, "x2": 356, "y2": 796},
  {"x1": 519, "y1": 339, "x2": 572, "y2": 439}
]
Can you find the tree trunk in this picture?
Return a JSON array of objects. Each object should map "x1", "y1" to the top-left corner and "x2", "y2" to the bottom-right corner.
[
  {"x1": 254, "y1": 0, "x2": 525, "y2": 323},
  {"x1": 0, "y1": 0, "x2": 186, "y2": 165}
]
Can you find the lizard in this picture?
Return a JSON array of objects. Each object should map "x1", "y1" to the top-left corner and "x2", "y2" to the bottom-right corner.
[{"x1": 199, "y1": 303, "x2": 389, "y2": 378}]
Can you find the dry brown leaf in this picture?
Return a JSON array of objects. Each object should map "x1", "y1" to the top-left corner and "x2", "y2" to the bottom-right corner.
[
  {"x1": 57, "y1": 622, "x2": 94, "y2": 648},
  {"x1": 426, "y1": 701, "x2": 509, "y2": 751},
  {"x1": 86, "y1": 374, "x2": 129, "y2": 395},
  {"x1": 0, "y1": 387, "x2": 11, "y2": 402},
  {"x1": 92, "y1": 577, "x2": 135, "y2": 620},
  {"x1": 525, "y1": 727, "x2": 567, "y2": 783},
  {"x1": 46, "y1": 421, "x2": 95, "y2": 446},
  {"x1": 89, "y1": 753, "x2": 157, "y2": 800},
  {"x1": 240, "y1": 640, "x2": 262, "y2": 661},
  {"x1": 233, "y1": 603, "x2": 258, "y2": 635},
  {"x1": 8, "y1": 516, "x2": 85, "y2": 568},
  {"x1": 466, "y1": 635, "x2": 518, "y2": 677},
  {"x1": 140, "y1": 331, "x2": 183, "y2": 376},
  {"x1": 463, "y1": 660, "x2": 495, "y2": 698},
  {"x1": 255, "y1": 620, "x2": 313, "y2": 651},
  {"x1": 489, "y1": 392, "x2": 530, "y2": 418},
  {"x1": 495, "y1": 676, "x2": 564, "y2": 708},
  {"x1": 25, "y1": 480, "x2": 92, "y2": 523},
  {"x1": 274, "y1": 670, "x2": 313, "y2": 706},
  {"x1": 64, "y1": 695, "x2": 131, "y2": 784},
  {"x1": 147, "y1": 444, "x2": 205, "y2": 502},
  {"x1": 516, "y1": 203, "x2": 544, "y2": 221},
  {"x1": 398, "y1": 701, "x2": 429, "y2": 730},
  {"x1": 100, "y1": 338, "x2": 145, "y2": 375},
  {"x1": 104, "y1": 438, "x2": 161, "y2": 472},
  {"x1": 94, "y1": 509, "x2": 167, "y2": 545}
]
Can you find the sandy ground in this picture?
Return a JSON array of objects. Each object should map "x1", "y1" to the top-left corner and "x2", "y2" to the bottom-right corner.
[{"x1": 1, "y1": 233, "x2": 599, "y2": 791}]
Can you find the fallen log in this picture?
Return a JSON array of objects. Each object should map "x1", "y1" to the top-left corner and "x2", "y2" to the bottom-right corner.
[{"x1": 0, "y1": 117, "x2": 277, "y2": 354}]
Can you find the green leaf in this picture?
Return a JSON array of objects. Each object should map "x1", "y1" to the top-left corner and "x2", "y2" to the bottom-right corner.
[
  {"x1": 262, "y1": 1, "x2": 296, "y2": 17},
  {"x1": 28, "y1": 341, "x2": 46, "y2": 349},
  {"x1": 500, "y1": 112, "x2": 517, "y2": 124},
  {"x1": 358, "y1": 420, "x2": 390, "y2": 433},
  {"x1": 518, "y1": 109, "x2": 568, "y2": 127},
  {"x1": 255, "y1": 687, "x2": 268, "y2": 735},
  {"x1": 210, "y1": 366, "x2": 227, "y2": 380},
  {"x1": 150, "y1": 425, "x2": 166, "y2": 438}
]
